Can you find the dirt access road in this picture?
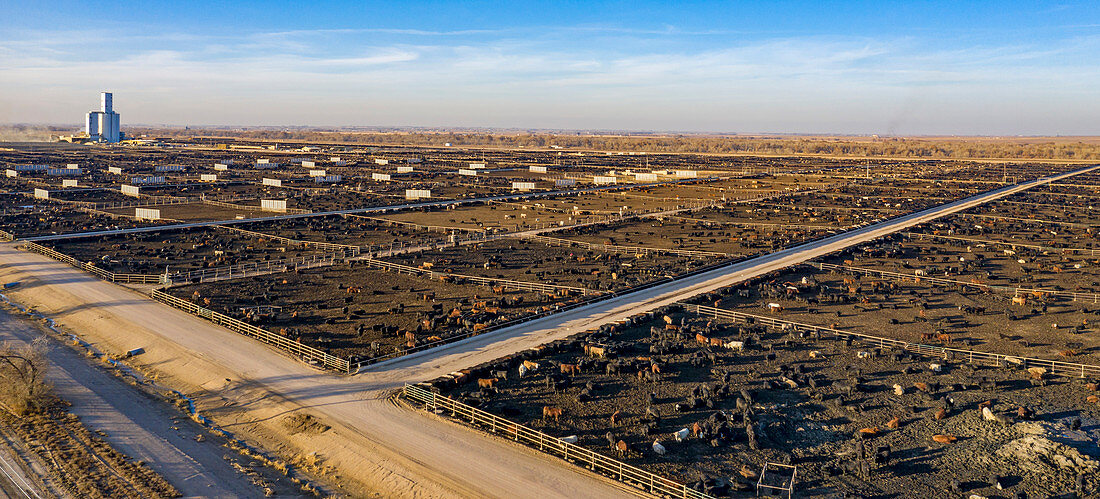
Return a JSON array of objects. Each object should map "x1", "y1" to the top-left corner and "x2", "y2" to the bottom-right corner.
[
  {"x1": 0, "y1": 308, "x2": 275, "y2": 498},
  {"x1": 0, "y1": 165, "x2": 1094, "y2": 498}
]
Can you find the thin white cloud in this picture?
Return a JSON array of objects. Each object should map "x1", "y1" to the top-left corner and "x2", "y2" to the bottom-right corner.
[{"x1": 2, "y1": 26, "x2": 1099, "y2": 134}]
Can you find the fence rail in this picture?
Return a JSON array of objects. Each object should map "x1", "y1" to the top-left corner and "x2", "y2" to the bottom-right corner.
[
  {"x1": 50, "y1": 194, "x2": 197, "y2": 211},
  {"x1": 0, "y1": 230, "x2": 13, "y2": 242},
  {"x1": 518, "y1": 234, "x2": 730, "y2": 258},
  {"x1": 214, "y1": 225, "x2": 361, "y2": 255},
  {"x1": 659, "y1": 215, "x2": 846, "y2": 231},
  {"x1": 345, "y1": 213, "x2": 487, "y2": 234},
  {"x1": 202, "y1": 198, "x2": 313, "y2": 215},
  {"x1": 20, "y1": 241, "x2": 166, "y2": 284},
  {"x1": 169, "y1": 252, "x2": 347, "y2": 284},
  {"x1": 903, "y1": 231, "x2": 1100, "y2": 257},
  {"x1": 685, "y1": 303, "x2": 1100, "y2": 379},
  {"x1": 402, "y1": 384, "x2": 715, "y2": 499},
  {"x1": 359, "y1": 258, "x2": 592, "y2": 295},
  {"x1": 150, "y1": 288, "x2": 350, "y2": 372},
  {"x1": 808, "y1": 262, "x2": 1100, "y2": 303}
]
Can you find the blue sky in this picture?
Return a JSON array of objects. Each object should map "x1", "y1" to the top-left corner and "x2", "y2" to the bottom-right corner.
[{"x1": 2, "y1": 1, "x2": 1099, "y2": 134}]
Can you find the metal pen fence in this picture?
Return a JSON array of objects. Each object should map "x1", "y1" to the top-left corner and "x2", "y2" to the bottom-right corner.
[
  {"x1": 345, "y1": 213, "x2": 488, "y2": 234},
  {"x1": 149, "y1": 288, "x2": 351, "y2": 372},
  {"x1": 903, "y1": 231, "x2": 1100, "y2": 257},
  {"x1": 0, "y1": 230, "x2": 14, "y2": 242},
  {"x1": 519, "y1": 234, "x2": 731, "y2": 258},
  {"x1": 214, "y1": 225, "x2": 361, "y2": 256},
  {"x1": 658, "y1": 215, "x2": 846, "y2": 231},
  {"x1": 202, "y1": 198, "x2": 313, "y2": 215},
  {"x1": 55, "y1": 195, "x2": 197, "y2": 211},
  {"x1": 808, "y1": 262, "x2": 1100, "y2": 303},
  {"x1": 358, "y1": 258, "x2": 592, "y2": 295},
  {"x1": 168, "y1": 252, "x2": 347, "y2": 284},
  {"x1": 351, "y1": 255, "x2": 754, "y2": 371},
  {"x1": 20, "y1": 241, "x2": 166, "y2": 284},
  {"x1": 684, "y1": 303, "x2": 1100, "y2": 379},
  {"x1": 402, "y1": 383, "x2": 716, "y2": 499}
]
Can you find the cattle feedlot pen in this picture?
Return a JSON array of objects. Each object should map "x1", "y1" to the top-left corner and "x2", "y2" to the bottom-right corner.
[
  {"x1": 402, "y1": 383, "x2": 717, "y2": 499},
  {"x1": 684, "y1": 303, "x2": 1100, "y2": 379}
]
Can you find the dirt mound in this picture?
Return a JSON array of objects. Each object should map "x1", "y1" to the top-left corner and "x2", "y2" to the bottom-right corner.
[
  {"x1": 996, "y1": 435, "x2": 1098, "y2": 475},
  {"x1": 282, "y1": 413, "x2": 331, "y2": 436}
]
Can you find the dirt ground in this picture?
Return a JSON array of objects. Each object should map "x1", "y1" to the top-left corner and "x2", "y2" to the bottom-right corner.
[
  {"x1": 167, "y1": 262, "x2": 559, "y2": 358},
  {"x1": 441, "y1": 304, "x2": 1100, "y2": 498},
  {"x1": 238, "y1": 214, "x2": 447, "y2": 248},
  {"x1": 0, "y1": 205, "x2": 164, "y2": 238},
  {"x1": 103, "y1": 202, "x2": 274, "y2": 221},
  {"x1": 0, "y1": 404, "x2": 181, "y2": 498},
  {"x1": 48, "y1": 226, "x2": 326, "y2": 275},
  {"x1": 383, "y1": 238, "x2": 715, "y2": 291},
  {"x1": 551, "y1": 217, "x2": 833, "y2": 256}
]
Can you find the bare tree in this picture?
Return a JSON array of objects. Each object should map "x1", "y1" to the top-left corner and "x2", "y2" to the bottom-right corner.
[{"x1": 0, "y1": 339, "x2": 51, "y2": 416}]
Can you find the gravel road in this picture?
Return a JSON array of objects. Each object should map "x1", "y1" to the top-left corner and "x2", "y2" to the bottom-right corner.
[{"x1": 0, "y1": 308, "x2": 276, "y2": 498}]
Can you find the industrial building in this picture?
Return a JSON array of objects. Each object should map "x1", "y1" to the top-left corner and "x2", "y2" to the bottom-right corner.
[{"x1": 86, "y1": 92, "x2": 122, "y2": 143}]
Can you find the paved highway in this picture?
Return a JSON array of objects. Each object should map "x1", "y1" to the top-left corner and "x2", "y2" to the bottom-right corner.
[{"x1": 0, "y1": 164, "x2": 1094, "y2": 497}]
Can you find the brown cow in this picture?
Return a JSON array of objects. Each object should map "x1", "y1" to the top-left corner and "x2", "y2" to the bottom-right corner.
[
  {"x1": 610, "y1": 410, "x2": 622, "y2": 426},
  {"x1": 477, "y1": 378, "x2": 498, "y2": 389},
  {"x1": 560, "y1": 364, "x2": 579, "y2": 376},
  {"x1": 885, "y1": 417, "x2": 900, "y2": 429},
  {"x1": 543, "y1": 406, "x2": 563, "y2": 422},
  {"x1": 615, "y1": 440, "x2": 629, "y2": 457},
  {"x1": 696, "y1": 333, "x2": 709, "y2": 345},
  {"x1": 933, "y1": 407, "x2": 947, "y2": 420},
  {"x1": 931, "y1": 434, "x2": 957, "y2": 444}
]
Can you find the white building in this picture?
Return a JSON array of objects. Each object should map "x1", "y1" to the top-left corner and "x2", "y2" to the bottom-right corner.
[{"x1": 86, "y1": 92, "x2": 121, "y2": 143}]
